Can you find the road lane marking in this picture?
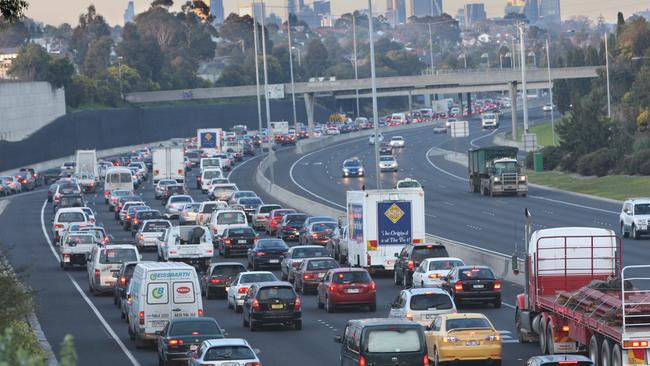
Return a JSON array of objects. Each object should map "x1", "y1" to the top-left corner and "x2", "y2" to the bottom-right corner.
[
  {"x1": 470, "y1": 128, "x2": 499, "y2": 148},
  {"x1": 40, "y1": 200, "x2": 142, "y2": 366},
  {"x1": 0, "y1": 200, "x2": 9, "y2": 216}
]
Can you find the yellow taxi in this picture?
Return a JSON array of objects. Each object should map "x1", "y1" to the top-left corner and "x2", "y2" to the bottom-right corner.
[{"x1": 425, "y1": 312, "x2": 501, "y2": 365}]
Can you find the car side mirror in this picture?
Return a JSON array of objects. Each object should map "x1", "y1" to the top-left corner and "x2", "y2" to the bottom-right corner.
[
  {"x1": 512, "y1": 254, "x2": 520, "y2": 275},
  {"x1": 334, "y1": 335, "x2": 342, "y2": 343}
]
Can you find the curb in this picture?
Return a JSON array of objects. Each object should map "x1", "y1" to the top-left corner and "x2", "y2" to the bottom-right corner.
[{"x1": 28, "y1": 313, "x2": 59, "y2": 366}]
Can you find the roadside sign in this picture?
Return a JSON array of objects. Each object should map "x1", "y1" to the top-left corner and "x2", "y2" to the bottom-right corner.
[
  {"x1": 523, "y1": 133, "x2": 538, "y2": 152},
  {"x1": 450, "y1": 121, "x2": 469, "y2": 138},
  {"x1": 267, "y1": 84, "x2": 285, "y2": 99}
]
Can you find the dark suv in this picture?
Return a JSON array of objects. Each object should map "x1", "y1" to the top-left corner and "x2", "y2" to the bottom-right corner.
[
  {"x1": 441, "y1": 265, "x2": 502, "y2": 308},
  {"x1": 161, "y1": 184, "x2": 189, "y2": 204},
  {"x1": 394, "y1": 244, "x2": 448, "y2": 287},
  {"x1": 54, "y1": 193, "x2": 85, "y2": 213},
  {"x1": 242, "y1": 281, "x2": 302, "y2": 331}
]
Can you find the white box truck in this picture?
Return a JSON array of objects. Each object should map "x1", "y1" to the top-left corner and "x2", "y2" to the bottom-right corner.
[
  {"x1": 152, "y1": 147, "x2": 184, "y2": 184},
  {"x1": 197, "y1": 128, "x2": 222, "y2": 157},
  {"x1": 345, "y1": 189, "x2": 426, "y2": 272},
  {"x1": 269, "y1": 121, "x2": 289, "y2": 136},
  {"x1": 75, "y1": 150, "x2": 98, "y2": 192}
]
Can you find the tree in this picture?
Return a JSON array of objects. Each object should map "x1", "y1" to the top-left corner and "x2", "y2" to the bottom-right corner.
[
  {"x1": 0, "y1": 0, "x2": 28, "y2": 24},
  {"x1": 151, "y1": 0, "x2": 174, "y2": 7},
  {"x1": 45, "y1": 57, "x2": 75, "y2": 88},
  {"x1": 70, "y1": 5, "x2": 111, "y2": 67},
  {"x1": 0, "y1": 20, "x2": 29, "y2": 47},
  {"x1": 617, "y1": 12, "x2": 626, "y2": 36},
  {"x1": 305, "y1": 38, "x2": 328, "y2": 77},
  {"x1": 8, "y1": 43, "x2": 50, "y2": 81},
  {"x1": 216, "y1": 63, "x2": 248, "y2": 86},
  {"x1": 83, "y1": 36, "x2": 112, "y2": 77}
]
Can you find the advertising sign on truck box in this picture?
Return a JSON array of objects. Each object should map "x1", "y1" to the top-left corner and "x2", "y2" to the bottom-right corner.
[
  {"x1": 377, "y1": 201, "x2": 412, "y2": 247},
  {"x1": 197, "y1": 128, "x2": 222, "y2": 156}
]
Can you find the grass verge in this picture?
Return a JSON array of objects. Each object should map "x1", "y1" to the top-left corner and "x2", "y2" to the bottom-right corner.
[
  {"x1": 527, "y1": 171, "x2": 650, "y2": 201},
  {"x1": 507, "y1": 120, "x2": 558, "y2": 147}
]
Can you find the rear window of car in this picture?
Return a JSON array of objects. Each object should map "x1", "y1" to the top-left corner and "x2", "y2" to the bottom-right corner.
[
  {"x1": 66, "y1": 235, "x2": 94, "y2": 245},
  {"x1": 307, "y1": 259, "x2": 338, "y2": 270},
  {"x1": 446, "y1": 317, "x2": 491, "y2": 330},
  {"x1": 201, "y1": 203, "x2": 219, "y2": 213},
  {"x1": 60, "y1": 196, "x2": 83, "y2": 206},
  {"x1": 274, "y1": 210, "x2": 295, "y2": 217},
  {"x1": 409, "y1": 293, "x2": 453, "y2": 311},
  {"x1": 257, "y1": 286, "x2": 295, "y2": 300},
  {"x1": 58, "y1": 212, "x2": 85, "y2": 222},
  {"x1": 143, "y1": 221, "x2": 170, "y2": 232},
  {"x1": 227, "y1": 227, "x2": 255, "y2": 236},
  {"x1": 260, "y1": 205, "x2": 281, "y2": 214},
  {"x1": 429, "y1": 260, "x2": 464, "y2": 271},
  {"x1": 169, "y1": 321, "x2": 222, "y2": 337},
  {"x1": 212, "y1": 265, "x2": 246, "y2": 276},
  {"x1": 333, "y1": 271, "x2": 371, "y2": 283},
  {"x1": 138, "y1": 211, "x2": 161, "y2": 220},
  {"x1": 170, "y1": 196, "x2": 192, "y2": 203},
  {"x1": 204, "y1": 346, "x2": 254, "y2": 361},
  {"x1": 312, "y1": 223, "x2": 336, "y2": 232},
  {"x1": 240, "y1": 273, "x2": 276, "y2": 283},
  {"x1": 217, "y1": 212, "x2": 246, "y2": 225},
  {"x1": 204, "y1": 170, "x2": 222, "y2": 180},
  {"x1": 365, "y1": 329, "x2": 422, "y2": 353},
  {"x1": 292, "y1": 247, "x2": 328, "y2": 258},
  {"x1": 458, "y1": 268, "x2": 495, "y2": 280},
  {"x1": 286, "y1": 214, "x2": 307, "y2": 222},
  {"x1": 100, "y1": 248, "x2": 138, "y2": 264},
  {"x1": 167, "y1": 186, "x2": 185, "y2": 192},
  {"x1": 412, "y1": 246, "x2": 448, "y2": 262},
  {"x1": 239, "y1": 198, "x2": 263, "y2": 205}
]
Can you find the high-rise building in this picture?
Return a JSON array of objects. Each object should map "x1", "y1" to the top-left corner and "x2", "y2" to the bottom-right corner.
[
  {"x1": 287, "y1": 0, "x2": 298, "y2": 17},
  {"x1": 456, "y1": 8, "x2": 465, "y2": 29},
  {"x1": 123, "y1": 1, "x2": 135, "y2": 24},
  {"x1": 210, "y1": 0, "x2": 224, "y2": 23},
  {"x1": 239, "y1": 2, "x2": 265, "y2": 20},
  {"x1": 539, "y1": 0, "x2": 561, "y2": 24},
  {"x1": 464, "y1": 3, "x2": 486, "y2": 28},
  {"x1": 409, "y1": 0, "x2": 442, "y2": 17},
  {"x1": 504, "y1": 0, "x2": 523, "y2": 16},
  {"x1": 523, "y1": 0, "x2": 538, "y2": 22},
  {"x1": 313, "y1": 1, "x2": 331, "y2": 16}
]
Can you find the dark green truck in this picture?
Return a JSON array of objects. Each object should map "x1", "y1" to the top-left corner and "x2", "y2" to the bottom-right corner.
[{"x1": 468, "y1": 146, "x2": 528, "y2": 197}]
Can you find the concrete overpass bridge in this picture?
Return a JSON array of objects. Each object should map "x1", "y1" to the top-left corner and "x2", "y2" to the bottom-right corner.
[{"x1": 126, "y1": 66, "x2": 600, "y2": 131}]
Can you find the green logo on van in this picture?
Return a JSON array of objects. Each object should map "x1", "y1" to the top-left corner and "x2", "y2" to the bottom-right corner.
[{"x1": 151, "y1": 287, "x2": 165, "y2": 299}]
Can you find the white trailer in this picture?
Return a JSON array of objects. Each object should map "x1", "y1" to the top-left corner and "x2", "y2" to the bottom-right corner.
[
  {"x1": 197, "y1": 128, "x2": 222, "y2": 157},
  {"x1": 269, "y1": 121, "x2": 289, "y2": 136},
  {"x1": 75, "y1": 150, "x2": 98, "y2": 192},
  {"x1": 152, "y1": 147, "x2": 184, "y2": 184},
  {"x1": 345, "y1": 189, "x2": 426, "y2": 272}
]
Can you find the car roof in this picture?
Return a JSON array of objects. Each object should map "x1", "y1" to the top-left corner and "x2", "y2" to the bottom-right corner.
[
  {"x1": 204, "y1": 338, "x2": 249, "y2": 348},
  {"x1": 423, "y1": 257, "x2": 463, "y2": 263},
  {"x1": 403, "y1": 287, "x2": 449, "y2": 295},
  {"x1": 254, "y1": 281, "x2": 294, "y2": 289},
  {"x1": 211, "y1": 262, "x2": 246, "y2": 267},
  {"x1": 328, "y1": 267, "x2": 368, "y2": 273},
  {"x1": 442, "y1": 312, "x2": 488, "y2": 320},
  {"x1": 102, "y1": 244, "x2": 137, "y2": 250},
  {"x1": 626, "y1": 198, "x2": 650, "y2": 204},
  {"x1": 348, "y1": 318, "x2": 419, "y2": 327},
  {"x1": 303, "y1": 256, "x2": 336, "y2": 262}
]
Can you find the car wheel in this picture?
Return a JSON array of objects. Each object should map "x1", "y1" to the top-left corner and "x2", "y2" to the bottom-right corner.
[
  {"x1": 242, "y1": 314, "x2": 249, "y2": 327},
  {"x1": 128, "y1": 323, "x2": 135, "y2": 340},
  {"x1": 393, "y1": 269, "x2": 402, "y2": 285},
  {"x1": 249, "y1": 318, "x2": 258, "y2": 332},
  {"x1": 113, "y1": 295, "x2": 118, "y2": 306},
  {"x1": 88, "y1": 282, "x2": 94, "y2": 295},
  {"x1": 493, "y1": 299, "x2": 502, "y2": 308},
  {"x1": 433, "y1": 348, "x2": 440, "y2": 366},
  {"x1": 227, "y1": 298, "x2": 233, "y2": 309},
  {"x1": 633, "y1": 225, "x2": 641, "y2": 240},
  {"x1": 134, "y1": 332, "x2": 147, "y2": 349},
  {"x1": 317, "y1": 295, "x2": 324, "y2": 309},
  {"x1": 403, "y1": 271, "x2": 410, "y2": 289},
  {"x1": 235, "y1": 305, "x2": 242, "y2": 313},
  {"x1": 206, "y1": 289, "x2": 213, "y2": 300},
  {"x1": 294, "y1": 320, "x2": 302, "y2": 330},
  {"x1": 621, "y1": 223, "x2": 629, "y2": 238},
  {"x1": 325, "y1": 296, "x2": 335, "y2": 313}
]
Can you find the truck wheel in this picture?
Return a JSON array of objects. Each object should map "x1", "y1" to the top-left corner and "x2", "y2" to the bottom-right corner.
[
  {"x1": 515, "y1": 308, "x2": 529, "y2": 343},
  {"x1": 611, "y1": 343, "x2": 622, "y2": 366},
  {"x1": 539, "y1": 320, "x2": 548, "y2": 354},
  {"x1": 394, "y1": 270, "x2": 403, "y2": 285},
  {"x1": 546, "y1": 323, "x2": 555, "y2": 354},
  {"x1": 601, "y1": 338, "x2": 613, "y2": 366},
  {"x1": 588, "y1": 334, "x2": 602, "y2": 366}
]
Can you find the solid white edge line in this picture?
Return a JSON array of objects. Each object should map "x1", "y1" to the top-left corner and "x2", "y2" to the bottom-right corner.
[{"x1": 40, "y1": 200, "x2": 142, "y2": 366}]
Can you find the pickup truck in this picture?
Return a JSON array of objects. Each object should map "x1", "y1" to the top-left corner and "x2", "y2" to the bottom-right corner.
[
  {"x1": 59, "y1": 232, "x2": 97, "y2": 270},
  {"x1": 159, "y1": 225, "x2": 214, "y2": 273}
]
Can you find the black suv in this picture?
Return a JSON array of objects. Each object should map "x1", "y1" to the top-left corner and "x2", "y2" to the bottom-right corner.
[
  {"x1": 54, "y1": 193, "x2": 85, "y2": 213},
  {"x1": 393, "y1": 244, "x2": 448, "y2": 287},
  {"x1": 242, "y1": 281, "x2": 302, "y2": 331},
  {"x1": 156, "y1": 317, "x2": 223, "y2": 366}
]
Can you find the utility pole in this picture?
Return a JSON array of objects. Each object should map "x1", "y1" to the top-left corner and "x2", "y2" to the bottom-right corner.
[
  {"x1": 259, "y1": 0, "x2": 274, "y2": 184},
  {"x1": 252, "y1": 6, "x2": 262, "y2": 133},
  {"x1": 368, "y1": 0, "x2": 381, "y2": 190},
  {"x1": 287, "y1": 15, "x2": 298, "y2": 130},
  {"x1": 545, "y1": 38, "x2": 556, "y2": 146},
  {"x1": 428, "y1": 23, "x2": 434, "y2": 76},
  {"x1": 352, "y1": 15, "x2": 360, "y2": 118},
  {"x1": 604, "y1": 32, "x2": 611, "y2": 118},
  {"x1": 518, "y1": 23, "x2": 529, "y2": 134}
]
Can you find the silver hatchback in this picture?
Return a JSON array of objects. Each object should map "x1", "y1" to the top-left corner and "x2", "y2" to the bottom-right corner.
[{"x1": 164, "y1": 195, "x2": 194, "y2": 218}]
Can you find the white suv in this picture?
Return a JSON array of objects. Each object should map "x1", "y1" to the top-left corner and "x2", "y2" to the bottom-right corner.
[
  {"x1": 620, "y1": 198, "x2": 650, "y2": 240},
  {"x1": 87, "y1": 244, "x2": 140, "y2": 295}
]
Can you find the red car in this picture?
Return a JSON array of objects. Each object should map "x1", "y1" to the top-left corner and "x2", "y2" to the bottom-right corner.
[
  {"x1": 317, "y1": 268, "x2": 376, "y2": 313},
  {"x1": 293, "y1": 257, "x2": 339, "y2": 294},
  {"x1": 265, "y1": 208, "x2": 296, "y2": 235}
]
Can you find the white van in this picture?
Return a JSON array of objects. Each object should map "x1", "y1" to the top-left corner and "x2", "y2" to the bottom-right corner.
[
  {"x1": 52, "y1": 207, "x2": 89, "y2": 244},
  {"x1": 200, "y1": 168, "x2": 224, "y2": 193},
  {"x1": 209, "y1": 209, "x2": 248, "y2": 237},
  {"x1": 104, "y1": 167, "x2": 134, "y2": 195},
  {"x1": 127, "y1": 262, "x2": 203, "y2": 348},
  {"x1": 199, "y1": 157, "x2": 222, "y2": 172}
]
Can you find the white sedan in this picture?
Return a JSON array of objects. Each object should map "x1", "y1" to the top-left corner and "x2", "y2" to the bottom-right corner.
[
  {"x1": 368, "y1": 133, "x2": 384, "y2": 145},
  {"x1": 226, "y1": 271, "x2": 277, "y2": 313},
  {"x1": 411, "y1": 257, "x2": 465, "y2": 288},
  {"x1": 389, "y1": 136, "x2": 406, "y2": 148},
  {"x1": 542, "y1": 103, "x2": 555, "y2": 112},
  {"x1": 379, "y1": 155, "x2": 398, "y2": 172}
]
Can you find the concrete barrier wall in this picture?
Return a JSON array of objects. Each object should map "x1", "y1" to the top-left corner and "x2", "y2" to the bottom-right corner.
[{"x1": 0, "y1": 81, "x2": 66, "y2": 142}]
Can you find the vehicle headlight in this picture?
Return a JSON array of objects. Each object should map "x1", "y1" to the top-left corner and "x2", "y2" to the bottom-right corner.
[
  {"x1": 519, "y1": 175, "x2": 527, "y2": 181},
  {"x1": 358, "y1": 167, "x2": 364, "y2": 172},
  {"x1": 636, "y1": 219, "x2": 647, "y2": 225},
  {"x1": 494, "y1": 177, "x2": 501, "y2": 182},
  {"x1": 343, "y1": 168, "x2": 349, "y2": 173}
]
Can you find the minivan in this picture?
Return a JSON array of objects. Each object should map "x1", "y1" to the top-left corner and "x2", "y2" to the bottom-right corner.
[
  {"x1": 127, "y1": 262, "x2": 203, "y2": 348},
  {"x1": 104, "y1": 167, "x2": 134, "y2": 197},
  {"x1": 335, "y1": 318, "x2": 428, "y2": 366}
]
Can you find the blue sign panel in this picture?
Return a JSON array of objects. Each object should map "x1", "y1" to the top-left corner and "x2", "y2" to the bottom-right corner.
[
  {"x1": 377, "y1": 201, "x2": 412, "y2": 246},
  {"x1": 348, "y1": 203, "x2": 364, "y2": 244},
  {"x1": 200, "y1": 132, "x2": 217, "y2": 148}
]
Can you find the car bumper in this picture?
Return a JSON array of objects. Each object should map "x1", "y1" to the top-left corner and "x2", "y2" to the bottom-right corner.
[
  {"x1": 280, "y1": 231, "x2": 301, "y2": 240},
  {"x1": 439, "y1": 344, "x2": 501, "y2": 362},
  {"x1": 309, "y1": 238, "x2": 330, "y2": 246},
  {"x1": 330, "y1": 293, "x2": 376, "y2": 305},
  {"x1": 252, "y1": 257, "x2": 283, "y2": 266},
  {"x1": 250, "y1": 311, "x2": 301, "y2": 323},
  {"x1": 343, "y1": 171, "x2": 364, "y2": 177},
  {"x1": 163, "y1": 350, "x2": 193, "y2": 362},
  {"x1": 454, "y1": 291, "x2": 501, "y2": 302},
  {"x1": 222, "y1": 244, "x2": 251, "y2": 255}
]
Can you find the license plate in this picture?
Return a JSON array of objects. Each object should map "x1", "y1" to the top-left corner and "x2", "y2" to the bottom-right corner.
[
  {"x1": 385, "y1": 260, "x2": 395, "y2": 266},
  {"x1": 150, "y1": 320, "x2": 167, "y2": 328},
  {"x1": 347, "y1": 288, "x2": 360, "y2": 293},
  {"x1": 318, "y1": 273, "x2": 326, "y2": 278},
  {"x1": 474, "y1": 284, "x2": 485, "y2": 289},
  {"x1": 426, "y1": 314, "x2": 436, "y2": 319},
  {"x1": 63, "y1": 257, "x2": 70, "y2": 263},
  {"x1": 190, "y1": 345, "x2": 198, "y2": 351},
  {"x1": 238, "y1": 240, "x2": 247, "y2": 244},
  {"x1": 466, "y1": 340, "x2": 480, "y2": 346},
  {"x1": 269, "y1": 259, "x2": 279, "y2": 263},
  {"x1": 271, "y1": 304, "x2": 284, "y2": 309}
]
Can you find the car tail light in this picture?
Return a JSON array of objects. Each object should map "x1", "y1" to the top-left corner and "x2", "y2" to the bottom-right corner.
[
  {"x1": 198, "y1": 309, "x2": 203, "y2": 316},
  {"x1": 125, "y1": 215, "x2": 131, "y2": 220},
  {"x1": 167, "y1": 205, "x2": 172, "y2": 209},
  {"x1": 561, "y1": 325, "x2": 570, "y2": 332},
  {"x1": 94, "y1": 269, "x2": 100, "y2": 279},
  {"x1": 238, "y1": 287, "x2": 249, "y2": 294},
  {"x1": 557, "y1": 362, "x2": 578, "y2": 365},
  {"x1": 104, "y1": 191, "x2": 110, "y2": 196},
  {"x1": 405, "y1": 313, "x2": 413, "y2": 320},
  {"x1": 359, "y1": 355, "x2": 366, "y2": 366},
  {"x1": 423, "y1": 354, "x2": 429, "y2": 366},
  {"x1": 244, "y1": 362, "x2": 261, "y2": 366},
  {"x1": 486, "y1": 334, "x2": 500, "y2": 341},
  {"x1": 133, "y1": 219, "x2": 139, "y2": 225},
  {"x1": 329, "y1": 284, "x2": 338, "y2": 292},
  {"x1": 210, "y1": 278, "x2": 221, "y2": 284},
  {"x1": 119, "y1": 276, "x2": 127, "y2": 286},
  {"x1": 624, "y1": 340, "x2": 649, "y2": 348},
  {"x1": 294, "y1": 296, "x2": 301, "y2": 311},
  {"x1": 54, "y1": 224, "x2": 64, "y2": 229},
  {"x1": 494, "y1": 281, "x2": 502, "y2": 290},
  {"x1": 256, "y1": 252, "x2": 266, "y2": 257},
  {"x1": 252, "y1": 299, "x2": 261, "y2": 312},
  {"x1": 167, "y1": 339, "x2": 184, "y2": 346},
  {"x1": 304, "y1": 273, "x2": 314, "y2": 280},
  {"x1": 224, "y1": 238, "x2": 232, "y2": 245},
  {"x1": 407, "y1": 260, "x2": 414, "y2": 270},
  {"x1": 311, "y1": 233, "x2": 318, "y2": 239},
  {"x1": 139, "y1": 234, "x2": 144, "y2": 241},
  {"x1": 369, "y1": 282, "x2": 376, "y2": 291},
  {"x1": 139, "y1": 311, "x2": 144, "y2": 325},
  {"x1": 454, "y1": 281, "x2": 463, "y2": 291}
]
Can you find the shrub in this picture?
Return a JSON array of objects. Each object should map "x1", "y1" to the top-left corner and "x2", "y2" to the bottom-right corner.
[
  {"x1": 628, "y1": 149, "x2": 650, "y2": 175},
  {"x1": 540, "y1": 146, "x2": 564, "y2": 171},
  {"x1": 576, "y1": 148, "x2": 618, "y2": 176},
  {"x1": 525, "y1": 151, "x2": 534, "y2": 169},
  {"x1": 0, "y1": 321, "x2": 46, "y2": 366}
]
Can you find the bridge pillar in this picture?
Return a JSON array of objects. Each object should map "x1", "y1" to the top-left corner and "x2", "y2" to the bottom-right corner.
[
  {"x1": 466, "y1": 93, "x2": 472, "y2": 115},
  {"x1": 304, "y1": 92, "x2": 315, "y2": 137},
  {"x1": 424, "y1": 94, "x2": 432, "y2": 107},
  {"x1": 408, "y1": 91, "x2": 413, "y2": 116},
  {"x1": 509, "y1": 81, "x2": 518, "y2": 139},
  {"x1": 458, "y1": 93, "x2": 463, "y2": 115}
]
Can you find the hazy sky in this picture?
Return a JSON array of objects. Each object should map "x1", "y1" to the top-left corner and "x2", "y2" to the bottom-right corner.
[{"x1": 25, "y1": 0, "x2": 650, "y2": 27}]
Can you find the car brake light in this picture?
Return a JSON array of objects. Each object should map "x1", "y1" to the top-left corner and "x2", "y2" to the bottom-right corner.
[
  {"x1": 224, "y1": 238, "x2": 232, "y2": 245},
  {"x1": 94, "y1": 269, "x2": 100, "y2": 278},
  {"x1": 198, "y1": 309, "x2": 203, "y2": 316},
  {"x1": 294, "y1": 296, "x2": 301, "y2": 311},
  {"x1": 167, "y1": 205, "x2": 172, "y2": 208},
  {"x1": 210, "y1": 278, "x2": 221, "y2": 284},
  {"x1": 329, "y1": 284, "x2": 338, "y2": 292},
  {"x1": 54, "y1": 224, "x2": 64, "y2": 229},
  {"x1": 407, "y1": 260, "x2": 414, "y2": 270},
  {"x1": 405, "y1": 313, "x2": 413, "y2": 320},
  {"x1": 304, "y1": 273, "x2": 314, "y2": 280},
  {"x1": 311, "y1": 233, "x2": 318, "y2": 239},
  {"x1": 624, "y1": 340, "x2": 649, "y2": 348},
  {"x1": 139, "y1": 234, "x2": 144, "y2": 241},
  {"x1": 133, "y1": 219, "x2": 139, "y2": 225},
  {"x1": 139, "y1": 311, "x2": 144, "y2": 325},
  {"x1": 369, "y1": 281, "x2": 376, "y2": 291},
  {"x1": 256, "y1": 252, "x2": 266, "y2": 257},
  {"x1": 494, "y1": 281, "x2": 501, "y2": 290},
  {"x1": 252, "y1": 299, "x2": 261, "y2": 312},
  {"x1": 423, "y1": 354, "x2": 429, "y2": 366},
  {"x1": 167, "y1": 339, "x2": 184, "y2": 346},
  {"x1": 454, "y1": 281, "x2": 463, "y2": 291},
  {"x1": 238, "y1": 287, "x2": 249, "y2": 294},
  {"x1": 244, "y1": 362, "x2": 261, "y2": 366},
  {"x1": 359, "y1": 355, "x2": 366, "y2": 366},
  {"x1": 558, "y1": 362, "x2": 578, "y2": 365},
  {"x1": 429, "y1": 273, "x2": 441, "y2": 278},
  {"x1": 120, "y1": 276, "x2": 126, "y2": 286}
]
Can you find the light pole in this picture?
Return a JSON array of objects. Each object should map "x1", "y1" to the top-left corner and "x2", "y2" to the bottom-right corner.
[
  {"x1": 545, "y1": 38, "x2": 556, "y2": 146},
  {"x1": 428, "y1": 23, "x2": 434, "y2": 76},
  {"x1": 604, "y1": 32, "x2": 611, "y2": 118},
  {"x1": 252, "y1": 6, "x2": 263, "y2": 133},
  {"x1": 368, "y1": 0, "x2": 381, "y2": 190},
  {"x1": 528, "y1": 51, "x2": 537, "y2": 67},
  {"x1": 518, "y1": 22, "x2": 529, "y2": 134},
  {"x1": 352, "y1": 15, "x2": 360, "y2": 118},
  {"x1": 287, "y1": 17, "x2": 298, "y2": 130},
  {"x1": 117, "y1": 56, "x2": 123, "y2": 100},
  {"x1": 258, "y1": 0, "x2": 274, "y2": 184},
  {"x1": 458, "y1": 53, "x2": 467, "y2": 69}
]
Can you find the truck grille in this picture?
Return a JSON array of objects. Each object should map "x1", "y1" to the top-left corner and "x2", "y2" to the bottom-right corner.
[{"x1": 501, "y1": 173, "x2": 518, "y2": 185}]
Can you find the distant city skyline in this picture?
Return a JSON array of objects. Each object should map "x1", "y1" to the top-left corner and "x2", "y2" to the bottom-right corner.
[{"x1": 25, "y1": 0, "x2": 650, "y2": 26}]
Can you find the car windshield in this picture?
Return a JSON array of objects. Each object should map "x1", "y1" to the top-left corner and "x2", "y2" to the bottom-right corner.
[
  {"x1": 458, "y1": 268, "x2": 495, "y2": 280},
  {"x1": 143, "y1": 221, "x2": 170, "y2": 232},
  {"x1": 409, "y1": 293, "x2": 453, "y2": 310},
  {"x1": 258, "y1": 240, "x2": 287, "y2": 250},
  {"x1": 344, "y1": 160, "x2": 362, "y2": 167},
  {"x1": 169, "y1": 321, "x2": 222, "y2": 336},
  {"x1": 204, "y1": 170, "x2": 222, "y2": 179},
  {"x1": 228, "y1": 227, "x2": 255, "y2": 236},
  {"x1": 365, "y1": 329, "x2": 421, "y2": 353},
  {"x1": 412, "y1": 246, "x2": 448, "y2": 262},
  {"x1": 429, "y1": 260, "x2": 464, "y2": 271},
  {"x1": 312, "y1": 222, "x2": 336, "y2": 232},
  {"x1": 258, "y1": 286, "x2": 295, "y2": 300},
  {"x1": 380, "y1": 156, "x2": 395, "y2": 162},
  {"x1": 66, "y1": 235, "x2": 94, "y2": 245},
  {"x1": 58, "y1": 212, "x2": 86, "y2": 222},
  {"x1": 333, "y1": 271, "x2": 371, "y2": 283},
  {"x1": 217, "y1": 212, "x2": 246, "y2": 225},
  {"x1": 292, "y1": 247, "x2": 329, "y2": 258},
  {"x1": 446, "y1": 317, "x2": 491, "y2": 330},
  {"x1": 240, "y1": 273, "x2": 277, "y2": 283},
  {"x1": 204, "y1": 346, "x2": 255, "y2": 361},
  {"x1": 99, "y1": 248, "x2": 137, "y2": 264},
  {"x1": 635, "y1": 204, "x2": 650, "y2": 215},
  {"x1": 306, "y1": 259, "x2": 338, "y2": 270},
  {"x1": 212, "y1": 265, "x2": 246, "y2": 276}
]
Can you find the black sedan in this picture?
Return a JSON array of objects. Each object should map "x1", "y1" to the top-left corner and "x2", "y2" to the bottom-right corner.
[
  {"x1": 247, "y1": 239, "x2": 289, "y2": 271},
  {"x1": 441, "y1": 265, "x2": 502, "y2": 308},
  {"x1": 217, "y1": 226, "x2": 258, "y2": 257},
  {"x1": 201, "y1": 262, "x2": 247, "y2": 299},
  {"x1": 157, "y1": 317, "x2": 224, "y2": 366},
  {"x1": 242, "y1": 282, "x2": 302, "y2": 331},
  {"x1": 276, "y1": 213, "x2": 308, "y2": 241}
]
